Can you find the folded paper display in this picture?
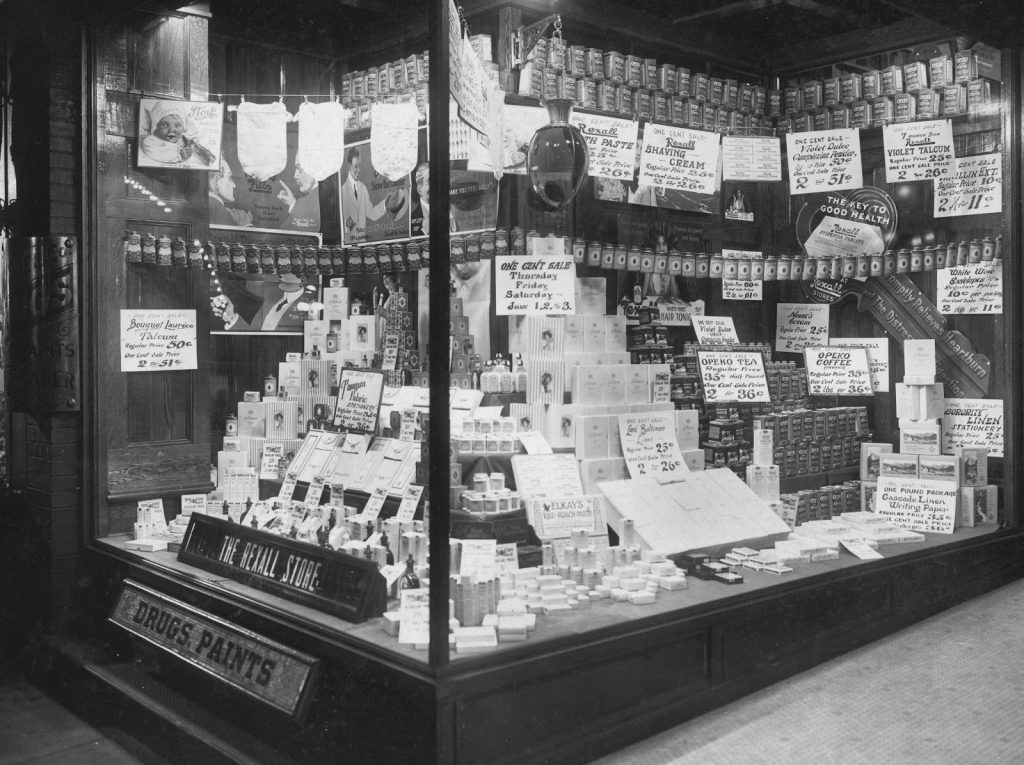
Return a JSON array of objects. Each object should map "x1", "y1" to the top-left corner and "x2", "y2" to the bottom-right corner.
[
  {"x1": 296, "y1": 100, "x2": 348, "y2": 182},
  {"x1": 236, "y1": 101, "x2": 290, "y2": 181},
  {"x1": 370, "y1": 101, "x2": 420, "y2": 182}
]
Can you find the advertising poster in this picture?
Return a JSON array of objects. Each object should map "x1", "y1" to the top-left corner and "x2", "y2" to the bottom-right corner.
[
  {"x1": 638, "y1": 124, "x2": 721, "y2": 195},
  {"x1": 785, "y1": 128, "x2": 863, "y2": 194},
  {"x1": 120, "y1": 309, "x2": 197, "y2": 371},
  {"x1": 570, "y1": 113, "x2": 639, "y2": 180},
  {"x1": 339, "y1": 137, "x2": 411, "y2": 245},
  {"x1": 138, "y1": 98, "x2": 223, "y2": 170},
  {"x1": 210, "y1": 273, "x2": 319, "y2": 335},
  {"x1": 882, "y1": 120, "x2": 955, "y2": 182},
  {"x1": 212, "y1": 121, "x2": 321, "y2": 234},
  {"x1": 933, "y1": 153, "x2": 1002, "y2": 217}
]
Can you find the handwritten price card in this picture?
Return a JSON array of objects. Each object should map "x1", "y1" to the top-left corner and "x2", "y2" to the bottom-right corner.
[
  {"x1": 883, "y1": 120, "x2": 955, "y2": 182},
  {"x1": 934, "y1": 153, "x2": 1002, "y2": 217},
  {"x1": 722, "y1": 280, "x2": 763, "y2": 301},
  {"x1": 829, "y1": 337, "x2": 890, "y2": 392},
  {"x1": 722, "y1": 135, "x2": 782, "y2": 181},
  {"x1": 692, "y1": 315, "x2": 739, "y2": 344},
  {"x1": 618, "y1": 411, "x2": 688, "y2": 480},
  {"x1": 937, "y1": 263, "x2": 1002, "y2": 315},
  {"x1": 785, "y1": 129, "x2": 863, "y2": 195},
  {"x1": 942, "y1": 398, "x2": 1004, "y2": 456},
  {"x1": 571, "y1": 113, "x2": 639, "y2": 180},
  {"x1": 775, "y1": 302, "x2": 829, "y2": 353},
  {"x1": 638, "y1": 124, "x2": 720, "y2": 195},
  {"x1": 120, "y1": 309, "x2": 197, "y2": 371},
  {"x1": 333, "y1": 368, "x2": 385, "y2": 433},
  {"x1": 875, "y1": 477, "x2": 959, "y2": 534},
  {"x1": 804, "y1": 346, "x2": 874, "y2": 396},
  {"x1": 495, "y1": 237, "x2": 576, "y2": 315},
  {"x1": 696, "y1": 350, "x2": 771, "y2": 403}
]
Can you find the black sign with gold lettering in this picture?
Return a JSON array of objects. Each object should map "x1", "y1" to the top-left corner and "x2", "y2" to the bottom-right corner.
[
  {"x1": 110, "y1": 580, "x2": 319, "y2": 719},
  {"x1": 178, "y1": 514, "x2": 387, "y2": 623}
]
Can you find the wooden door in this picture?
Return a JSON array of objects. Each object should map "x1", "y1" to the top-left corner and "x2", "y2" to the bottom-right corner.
[{"x1": 89, "y1": 8, "x2": 212, "y2": 534}]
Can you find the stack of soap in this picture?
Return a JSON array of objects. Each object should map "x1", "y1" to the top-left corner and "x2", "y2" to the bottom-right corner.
[{"x1": 453, "y1": 626, "x2": 498, "y2": 654}]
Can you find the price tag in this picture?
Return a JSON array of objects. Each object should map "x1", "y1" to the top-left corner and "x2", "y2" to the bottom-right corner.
[
  {"x1": 618, "y1": 412, "x2": 689, "y2": 480},
  {"x1": 722, "y1": 135, "x2": 782, "y2": 181},
  {"x1": 875, "y1": 477, "x2": 959, "y2": 534},
  {"x1": 829, "y1": 337, "x2": 890, "y2": 392},
  {"x1": 883, "y1": 120, "x2": 955, "y2": 182},
  {"x1": 120, "y1": 309, "x2": 197, "y2": 371},
  {"x1": 570, "y1": 113, "x2": 639, "y2": 180},
  {"x1": 362, "y1": 486, "x2": 389, "y2": 520},
  {"x1": 259, "y1": 443, "x2": 284, "y2": 479},
  {"x1": 942, "y1": 398, "x2": 1004, "y2": 456},
  {"x1": 304, "y1": 475, "x2": 327, "y2": 506},
  {"x1": 721, "y1": 280, "x2": 763, "y2": 301},
  {"x1": 803, "y1": 346, "x2": 874, "y2": 396},
  {"x1": 775, "y1": 302, "x2": 829, "y2": 353},
  {"x1": 458, "y1": 539, "x2": 497, "y2": 579},
  {"x1": 638, "y1": 124, "x2": 720, "y2": 195},
  {"x1": 786, "y1": 128, "x2": 863, "y2": 195},
  {"x1": 937, "y1": 263, "x2": 1002, "y2": 315},
  {"x1": 278, "y1": 472, "x2": 299, "y2": 501},
  {"x1": 692, "y1": 315, "x2": 739, "y2": 344},
  {"x1": 494, "y1": 239, "x2": 576, "y2": 316},
  {"x1": 697, "y1": 350, "x2": 771, "y2": 403},
  {"x1": 934, "y1": 153, "x2": 1002, "y2": 218},
  {"x1": 395, "y1": 484, "x2": 424, "y2": 522}
]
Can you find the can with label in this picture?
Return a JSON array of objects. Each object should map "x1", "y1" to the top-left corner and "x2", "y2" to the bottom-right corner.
[
  {"x1": 587, "y1": 241, "x2": 603, "y2": 267},
  {"x1": 981, "y1": 236, "x2": 995, "y2": 261},
  {"x1": 896, "y1": 249, "x2": 910, "y2": 273},
  {"x1": 922, "y1": 246, "x2": 936, "y2": 271},
  {"x1": 601, "y1": 243, "x2": 616, "y2": 269},
  {"x1": 695, "y1": 253, "x2": 710, "y2": 278},
  {"x1": 968, "y1": 239, "x2": 982, "y2": 263}
]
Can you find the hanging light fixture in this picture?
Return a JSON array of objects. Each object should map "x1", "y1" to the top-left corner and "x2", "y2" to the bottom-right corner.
[{"x1": 526, "y1": 17, "x2": 589, "y2": 212}]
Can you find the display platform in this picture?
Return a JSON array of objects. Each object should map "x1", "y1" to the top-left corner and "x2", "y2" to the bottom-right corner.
[{"x1": 22, "y1": 526, "x2": 1016, "y2": 764}]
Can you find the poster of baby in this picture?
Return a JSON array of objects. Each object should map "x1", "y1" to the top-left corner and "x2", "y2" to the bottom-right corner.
[{"x1": 137, "y1": 98, "x2": 224, "y2": 170}]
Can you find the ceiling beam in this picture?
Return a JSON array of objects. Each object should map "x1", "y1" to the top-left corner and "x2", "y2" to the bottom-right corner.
[
  {"x1": 786, "y1": 0, "x2": 863, "y2": 25},
  {"x1": 673, "y1": 0, "x2": 783, "y2": 25},
  {"x1": 875, "y1": 0, "x2": 1024, "y2": 46}
]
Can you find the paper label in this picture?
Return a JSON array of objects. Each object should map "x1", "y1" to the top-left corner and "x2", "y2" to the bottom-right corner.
[
  {"x1": 697, "y1": 350, "x2": 771, "y2": 403},
  {"x1": 805, "y1": 215, "x2": 885, "y2": 259},
  {"x1": 458, "y1": 538, "x2": 497, "y2": 579},
  {"x1": 804, "y1": 346, "x2": 874, "y2": 396},
  {"x1": 840, "y1": 538, "x2": 884, "y2": 560},
  {"x1": 571, "y1": 113, "x2": 640, "y2": 180},
  {"x1": 775, "y1": 303, "x2": 829, "y2": 353},
  {"x1": 875, "y1": 477, "x2": 959, "y2": 534},
  {"x1": 495, "y1": 239, "x2": 576, "y2": 315},
  {"x1": 937, "y1": 263, "x2": 1002, "y2": 315},
  {"x1": 692, "y1": 315, "x2": 739, "y2": 344},
  {"x1": 942, "y1": 398, "x2": 1004, "y2": 457},
  {"x1": 362, "y1": 486, "x2": 389, "y2": 520},
  {"x1": 785, "y1": 129, "x2": 863, "y2": 194},
  {"x1": 638, "y1": 124, "x2": 720, "y2": 195},
  {"x1": 829, "y1": 337, "x2": 890, "y2": 392},
  {"x1": 883, "y1": 120, "x2": 955, "y2": 182},
  {"x1": 526, "y1": 494, "x2": 606, "y2": 539},
  {"x1": 395, "y1": 484, "x2": 424, "y2": 522},
  {"x1": 722, "y1": 135, "x2": 782, "y2": 181},
  {"x1": 333, "y1": 368, "x2": 385, "y2": 433},
  {"x1": 618, "y1": 411, "x2": 688, "y2": 480},
  {"x1": 934, "y1": 153, "x2": 1002, "y2": 217},
  {"x1": 259, "y1": 443, "x2": 284, "y2": 479},
  {"x1": 722, "y1": 279, "x2": 763, "y2": 301},
  {"x1": 120, "y1": 309, "x2": 197, "y2": 371}
]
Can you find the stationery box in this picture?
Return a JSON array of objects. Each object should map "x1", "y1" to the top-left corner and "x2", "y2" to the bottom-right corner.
[
  {"x1": 918, "y1": 455, "x2": 960, "y2": 483},
  {"x1": 602, "y1": 366, "x2": 627, "y2": 406},
  {"x1": 960, "y1": 485, "x2": 998, "y2": 527},
  {"x1": 583, "y1": 318, "x2": 607, "y2": 354},
  {"x1": 605, "y1": 316, "x2": 628, "y2": 352},
  {"x1": 579, "y1": 458, "x2": 616, "y2": 494},
  {"x1": 625, "y1": 365, "x2": 650, "y2": 404},
  {"x1": 237, "y1": 402, "x2": 266, "y2": 438},
  {"x1": 573, "y1": 365, "x2": 606, "y2": 407},
  {"x1": 607, "y1": 415, "x2": 624, "y2": 458},
  {"x1": 879, "y1": 453, "x2": 919, "y2": 478},
  {"x1": 575, "y1": 415, "x2": 610, "y2": 460},
  {"x1": 900, "y1": 423, "x2": 941, "y2": 455},
  {"x1": 955, "y1": 447, "x2": 989, "y2": 487}
]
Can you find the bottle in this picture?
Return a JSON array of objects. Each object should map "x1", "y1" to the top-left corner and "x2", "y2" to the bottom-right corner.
[
  {"x1": 480, "y1": 361, "x2": 498, "y2": 393},
  {"x1": 513, "y1": 354, "x2": 528, "y2": 392},
  {"x1": 497, "y1": 355, "x2": 514, "y2": 394},
  {"x1": 399, "y1": 555, "x2": 420, "y2": 589},
  {"x1": 381, "y1": 531, "x2": 395, "y2": 565}
]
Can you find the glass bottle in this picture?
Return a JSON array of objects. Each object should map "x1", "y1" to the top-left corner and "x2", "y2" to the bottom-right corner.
[
  {"x1": 527, "y1": 98, "x2": 590, "y2": 212},
  {"x1": 497, "y1": 356, "x2": 514, "y2": 394},
  {"x1": 399, "y1": 555, "x2": 420, "y2": 590}
]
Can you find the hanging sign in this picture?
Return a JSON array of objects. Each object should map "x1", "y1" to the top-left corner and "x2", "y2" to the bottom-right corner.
[
  {"x1": 571, "y1": 113, "x2": 639, "y2": 180},
  {"x1": 804, "y1": 346, "x2": 874, "y2": 396},
  {"x1": 775, "y1": 303, "x2": 829, "y2": 353},
  {"x1": 638, "y1": 124, "x2": 720, "y2": 195},
  {"x1": 934, "y1": 153, "x2": 1002, "y2": 217},
  {"x1": 941, "y1": 398, "x2": 1004, "y2": 456},
  {"x1": 495, "y1": 238, "x2": 576, "y2": 315},
  {"x1": 618, "y1": 411, "x2": 688, "y2": 480},
  {"x1": 333, "y1": 368, "x2": 386, "y2": 433},
  {"x1": 937, "y1": 263, "x2": 1002, "y2": 315},
  {"x1": 875, "y1": 477, "x2": 959, "y2": 534},
  {"x1": 120, "y1": 309, "x2": 197, "y2": 371},
  {"x1": 722, "y1": 135, "x2": 782, "y2": 181},
  {"x1": 785, "y1": 128, "x2": 863, "y2": 194},
  {"x1": 696, "y1": 350, "x2": 771, "y2": 403},
  {"x1": 883, "y1": 120, "x2": 955, "y2": 182},
  {"x1": 692, "y1": 315, "x2": 739, "y2": 344}
]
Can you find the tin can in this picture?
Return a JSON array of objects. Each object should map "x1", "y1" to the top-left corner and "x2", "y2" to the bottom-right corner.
[
  {"x1": 968, "y1": 239, "x2": 982, "y2": 263},
  {"x1": 896, "y1": 249, "x2": 910, "y2": 273},
  {"x1": 737, "y1": 255, "x2": 752, "y2": 280},
  {"x1": 289, "y1": 245, "x2": 304, "y2": 273},
  {"x1": 723, "y1": 254, "x2": 738, "y2": 280},
  {"x1": 212, "y1": 242, "x2": 230, "y2": 271},
  {"x1": 587, "y1": 241, "x2": 603, "y2": 267},
  {"x1": 776, "y1": 255, "x2": 791, "y2": 280},
  {"x1": 813, "y1": 256, "x2": 828, "y2": 279},
  {"x1": 909, "y1": 246, "x2": 923, "y2": 272},
  {"x1": 330, "y1": 246, "x2": 346, "y2": 274},
  {"x1": 450, "y1": 236, "x2": 466, "y2": 264},
  {"x1": 585, "y1": 48, "x2": 604, "y2": 79},
  {"x1": 303, "y1": 245, "x2": 319, "y2": 276},
  {"x1": 155, "y1": 235, "x2": 172, "y2": 267},
  {"x1": 465, "y1": 234, "x2": 481, "y2": 262},
  {"x1": 124, "y1": 231, "x2": 142, "y2": 263},
  {"x1": 870, "y1": 253, "x2": 883, "y2": 276},
  {"x1": 981, "y1": 236, "x2": 995, "y2": 261},
  {"x1": 750, "y1": 256, "x2": 764, "y2": 280},
  {"x1": 275, "y1": 244, "x2": 292, "y2": 274},
  {"x1": 934, "y1": 245, "x2": 947, "y2": 269},
  {"x1": 511, "y1": 227, "x2": 526, "y2": 256},
  {"x1": 171, "y1": 237, "x2": 187, "y2": 268},
  {"x1": 709, "y1": 252, "x2": 724, "y2": 278},
  {"x1": 601, "y1": 243, "x2": 616, "y2": 269},
  {"x1": 654, "y1": 252, "x2": 668, "y2": 274},
  {"x1": 625, "y1": 55, "x2": 642, "y2": 87},
  {"x1": 763, "y1": 257, "x2": 776, "y2": 281},
  {"x1": 667, "y1": 250, "x2": 683, "y2": 275},
  {"x1": 230, "y1": 243, "x2": 247, "y2": 272},
  {"x1": 790, "y1": 256, "x2": 804, "y2": 280},
  {"x1": 679, "y1": 252, "x2": 695, "y2": 277},
  {"x1": 604, "y1": 51, "x2": 625, "y2": 84},
  {"x1": 829, "y1": 255, "x2": 842, "y2": 280},
  {"x1": 841, "y1": 255, "x2": 857, "y2": 278},
  {"x1": 855, "y1": 254, "x2": 871, "y2": 278},
  {"x1": 640, "y1": 247, "x2": 655, "y2": 273},
  {"x1": 616, "y1": 244, "x2": 630, "y2": 270},
  {"x1": 186, "y1": 240, "x2": 203, "y2": 269},
  {"x1": 883, "y1": 249, "x2": 896, "y2": 274},
  {"x1": 695, "y1": 253, "x2": 710, "y2": 278},
  {"x1": 922, "y1": 246, "x2": 936, "y2": 271},
  {"x1": 493, "y1": 229, "x2": 508, "y2": 257}
]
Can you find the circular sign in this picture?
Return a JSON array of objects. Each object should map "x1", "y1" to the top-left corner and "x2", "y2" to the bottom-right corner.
[{"x1": 795, "y1": 187, "x2": 898, "y2": 251}]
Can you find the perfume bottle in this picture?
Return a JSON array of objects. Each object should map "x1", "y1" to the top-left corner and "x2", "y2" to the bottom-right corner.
[
  {"x1": 497, "y1": 355, "x2": 514, "y2": 394},
  {"x1": 399, "y1": 555, "x2": 420, "y2": 590},
  {"x1": 513, "y1": 353, "x2": 528, "y2": 393}
]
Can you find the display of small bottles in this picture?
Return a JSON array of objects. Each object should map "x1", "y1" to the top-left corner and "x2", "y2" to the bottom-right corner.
[{"x1": 478, "y1": 354, "x2": 528, "y2": 394}]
